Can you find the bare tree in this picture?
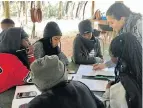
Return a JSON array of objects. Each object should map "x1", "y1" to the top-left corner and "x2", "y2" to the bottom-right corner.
[
  {"x1": 4, "y1": 1, "x2": 10, "y2": 18},
  {"x1": 83, "y1": 1, "x2": 88, "y2": 20},
  {"x1": 58, "y1": 1, "x2": 63, "y2": 19}
]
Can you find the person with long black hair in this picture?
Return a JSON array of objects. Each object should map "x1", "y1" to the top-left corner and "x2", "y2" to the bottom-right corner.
[
  {"x1": 103, "y1": 32, "x2": 142, "y2": 108},
  {"x1": 93, "y1": 2, "x2": 142, "y2": 70}
]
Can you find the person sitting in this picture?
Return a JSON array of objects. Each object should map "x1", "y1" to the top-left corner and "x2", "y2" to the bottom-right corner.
[
  {"x1": 0, "y1": 18, "x2": 33, "y2": 55},
  {"x1": 1, "y1": 18, "x2": 15, "y2": 30},
  {"x1": 0, "y1": 28, "x2": 34, "y2": 93},
  {"x1": 0, "y1": 27, "x2": 34, "y2": 69},
  {"x1": 103, "y1": 33, "x2": 142, "y2": 108},
  {"x1": 27, "y1": 55, "x2": 104, "y2": 108},
  {"x1": 72, "y1": 19, "x2": 103, "y2": 64},
  {"x1": 93, "y1": 2, "x2": 142, "y2": 70},
  {"x1": 34, "y1": 21, "x2": 69, "y2": 65}
]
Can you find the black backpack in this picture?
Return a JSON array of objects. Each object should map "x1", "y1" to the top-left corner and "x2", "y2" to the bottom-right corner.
[{"x1": 115, "y1": 59, "x2": 142, "y2": 108}]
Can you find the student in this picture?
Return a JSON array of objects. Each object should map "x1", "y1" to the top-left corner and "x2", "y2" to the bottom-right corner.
[
  {"x1": 72, "y1": 19, "x2": 103, "y2": 64},
  {"x1": 34, "y1": 21, "x2": 69, "y2": 65},
  {"x1": 103, "y1": 33, "x2": 142, "y2": 108},
  {"x1": 1, "y1": 18, "x2": 15, "y2": 30},
  {"x1": 93, "y1": 2, "x2": 142, "y2": 70},
  {"x1": 0, "y1": 28, "x2": 34, "y2": 69},
  {"x1": 27, "y1": 55, "x2": 104, "y2": 108},
  {"x1": 0, "y1": 18, "x2": 33, "y2": 55},
  {"x1": 0, "y1": 28, "x2": 33, "y2": 93}
]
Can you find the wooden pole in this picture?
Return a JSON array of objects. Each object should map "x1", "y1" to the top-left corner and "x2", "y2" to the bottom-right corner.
[
  {"x1": 58, "y1": 1, "x2": 63, "y2": 19},
  {"x1": 91, "y1": 1, "x2": 95, "y2": 18},
  {"x1": 4, "y1": 1, "x2": 10, "y2": 18},
  {"x1": 91, "y1": 1, "x2": 95, "y2": 27}
]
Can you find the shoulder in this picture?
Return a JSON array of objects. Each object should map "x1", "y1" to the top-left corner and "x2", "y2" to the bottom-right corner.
[
  {"x1": 28, "y1": 93, "x2": 52, "y2": 108},
  {"x1": 70, "y1": 81, "x2": 91, "y2": 91},
  {"x1": 73, "y1": 34, "x2": 82, "y2": 44},
  {"x1": 34, "y1": 41, "x2": 43, "y2": 48}
]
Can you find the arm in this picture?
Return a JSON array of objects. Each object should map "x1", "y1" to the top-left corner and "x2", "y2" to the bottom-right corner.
[
  {"x1": 58, "y1": 52, "x2": 69, "y2": 66},
  {"x1": 105, "y1": 60, "x2": 116, "y2": 68},
  {"x1": 73, "y1": 38, "x2": 96, "y2": 64},
  {"x1": 33, "y1": 42, "x2": 45, "y2": 59},
  {"x1": 133, "y1": 19, "x2": 142, "y2": 44}
]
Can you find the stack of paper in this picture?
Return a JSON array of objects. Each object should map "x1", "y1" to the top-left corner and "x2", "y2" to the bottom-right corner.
[
  {"x1": 77, "y1": 65, "x2": 115, "y2": 77},
  {"x1": 78, "y1": 79, "x2": 108, "y2": 91}
]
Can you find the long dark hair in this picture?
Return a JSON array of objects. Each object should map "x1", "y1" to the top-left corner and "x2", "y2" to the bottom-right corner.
[
  {"x1": 109, "y1": 33, "x2": 142, "y2": 89},
  {"x1": 106, "y1": 3, "x2": 131, "y2": 20}
]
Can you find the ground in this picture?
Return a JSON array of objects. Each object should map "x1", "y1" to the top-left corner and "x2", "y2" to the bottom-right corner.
[{"x1": 30, "y1": 31, "x2": 112, "y2": 61}]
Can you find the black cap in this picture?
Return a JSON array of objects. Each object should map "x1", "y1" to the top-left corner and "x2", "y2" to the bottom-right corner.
[
  {"x1": 78, "y1": 19, "x2": 93, "y2": 35},
  {"x1": 43, "y1": 21, "x2": 62, "y2": 38}
]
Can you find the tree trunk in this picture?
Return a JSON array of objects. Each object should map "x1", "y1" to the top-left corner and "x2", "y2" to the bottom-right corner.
[
  {"x1": 25, "y1": 1, "x2": 28, "y2": 24},
  {"x1": 2, "y1": 1, "x2": 5, "y2": 16},
  {"x1": 4, "y1": 1, "x2": 10, "y2": 18},
  {"x1": 91, "y1": 1, "x2": 95, "y2": 17},
  {"x1": 58, "y1": 1, "x2": 63, "y2": 19},
  {"x1": 83, "y1": 1, "x2": 88, "y2": 20},
  {"x1": 76, "y1": 2, "x2": 80, "y2": 18},
  {"x1": 91, "y1": 1, "x2": 95, "y2": 27},
  {"x1": 16, "y1": 2, "x2": 20, "y2": 19},
  {"x1": 31, "y1": 23, "x2": 35, "y2": 39},
  {"x1": 71, "y1": 2, "x2": 75, "y2": 19}
]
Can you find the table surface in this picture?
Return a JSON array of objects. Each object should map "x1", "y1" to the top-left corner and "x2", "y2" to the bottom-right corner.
[{"x1": 0, "y1": 62, "x2": 105, "y2": 108}]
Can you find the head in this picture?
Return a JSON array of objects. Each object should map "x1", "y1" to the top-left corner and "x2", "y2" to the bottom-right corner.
[
  {"x1": 109, "y1": 33, "x2": 142, "y2": 83},
  {"x1": 78, "y1": 19, "x2": 93, "y2": 40},
  {"x1": 1, "y1": 19, "x2": 15, "y2": 30},
  {"x1": 106, "y1": 3, "x2": 131, "y2": 32},
  {"x1": 30, "y1": 55, "x2": 68, "y2": 92},
  {"x1": 43, "y1": 21, "x2": 62, "y2": 48}
]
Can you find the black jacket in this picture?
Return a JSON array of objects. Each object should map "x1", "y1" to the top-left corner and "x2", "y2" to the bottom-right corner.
[
  {"x1": 28, "y1": 81, "x2": 104, "y2": 108},
  {"x1": 73, "y1": 34, "x2": 103, "y2": 64}
]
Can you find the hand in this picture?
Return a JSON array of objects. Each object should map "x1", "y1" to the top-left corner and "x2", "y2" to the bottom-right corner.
[
  {"x1": 106, "y1": 81, "x2": 115, "y2": 89},
  {"x1": 93, "y1": 63, "x2": 106, "y2": 70},
  {"x1": 27, "y1": 45, "x2": 34, "y2": 55}
]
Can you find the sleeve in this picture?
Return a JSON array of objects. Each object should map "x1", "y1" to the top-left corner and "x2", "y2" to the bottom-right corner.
[
  {"x1": 102, "y1": 89, "x2": 110, "y2": 108},
  {"x1": 58, "y1": 52, "x2": 69, "y2": 66},
  {"x1": 73, "y1": 38, "x2": 96, "y2": 64},
  {"x1": 21, "y1": 29, "x2": 29, "y2": 39},
  {"x1": 33, "y1": 42, "x2": 45, "y2": 59},
  {"x1": 136, "y1": 19, "x2": 142, "y2": 37},
  {"x1": 96, "y1": 39, "x2": 103, "y2": 59},
  {"x1": 105, "y1": 60, "x2": 116, "y2": 68}
]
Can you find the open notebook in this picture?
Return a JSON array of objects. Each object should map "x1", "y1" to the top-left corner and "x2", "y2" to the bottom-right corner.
[{"x1": 77, "y1": 65, "x2": 115, "y2": 77}]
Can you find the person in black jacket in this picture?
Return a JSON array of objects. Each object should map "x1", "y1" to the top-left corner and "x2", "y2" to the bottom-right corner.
[
  {"x1": 72, "y1": 19, "x2": 103, "y2": 64},
  {"x1": 105, "y1": 33, "x2": 142, "y2": 108},
  {"x1": 27, "y1": 55, "x2": 105, "y2": 108},
  {"x1": 34, "y1": 21, "x2": 69, "y2": 66}
]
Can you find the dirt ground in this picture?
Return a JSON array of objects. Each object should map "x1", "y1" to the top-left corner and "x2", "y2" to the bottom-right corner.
[
  {"x1": 29, "y1": 32, "x2": 77, "y2": 58},
  {"x1": 29, "y1": 31, "x2": 112, "y2": 59}
]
